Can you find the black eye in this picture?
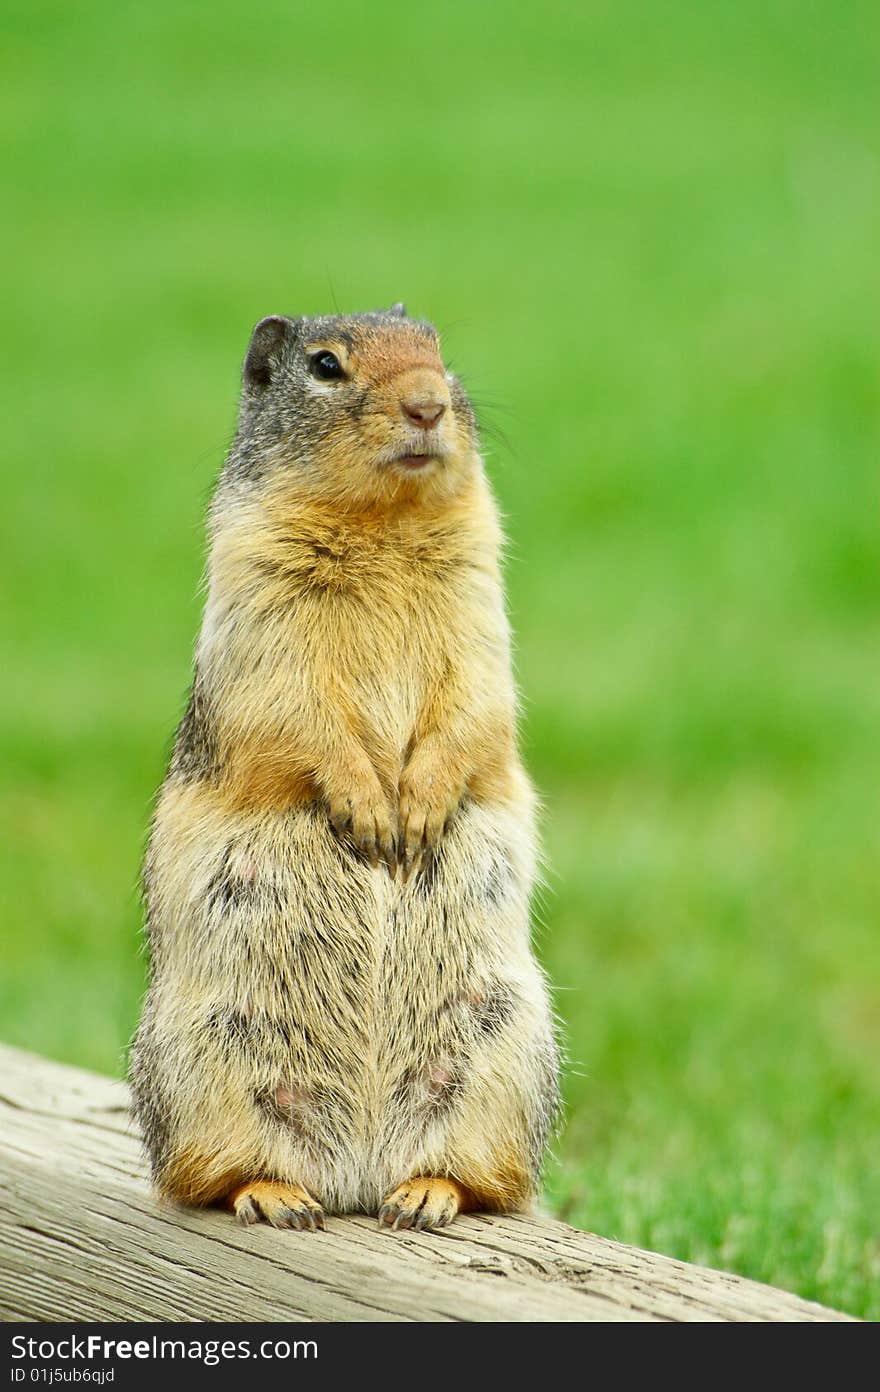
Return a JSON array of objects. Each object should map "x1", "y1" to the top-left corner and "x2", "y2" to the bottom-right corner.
[{"x1": 309, "y1": 350, "x2": 345, "y2": 381}]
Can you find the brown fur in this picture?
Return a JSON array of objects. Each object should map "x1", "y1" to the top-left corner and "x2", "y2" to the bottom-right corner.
[{"x1": 130, "y1": 308, "x2": 559, "y2": 1231}]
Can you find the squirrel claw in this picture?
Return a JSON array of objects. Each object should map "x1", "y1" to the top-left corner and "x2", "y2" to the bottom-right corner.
[
  {"x1": 405, "y1": 850, "x2": 426, "y2": 883},
  {"x1": 285, "y1": 1204, "x2": 324, "y2": 1232},
  {"x1": 379, "y1": 833, "x2": 398, "y2": 877},
  {"x1": 235, "y1": 1195, "x2": 260, "y2": 1226},
  {"x1": 397, "y1": 833, "x2": 425, "y2": 883}
]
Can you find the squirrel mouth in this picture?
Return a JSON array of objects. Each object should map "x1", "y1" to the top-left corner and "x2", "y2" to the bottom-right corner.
[{"x1": 393, "y1": 453, "x2": 437, "y2": 470}]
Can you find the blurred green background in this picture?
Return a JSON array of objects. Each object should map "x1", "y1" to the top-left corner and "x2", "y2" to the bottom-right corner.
[{"x1": 2, "y1": 0, "x2": 878, "y2": 1317}]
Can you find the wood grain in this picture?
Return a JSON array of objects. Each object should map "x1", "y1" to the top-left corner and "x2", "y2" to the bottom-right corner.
[{"x1": 0, "y1": 1044, "x2": 854, "y2": 1322}]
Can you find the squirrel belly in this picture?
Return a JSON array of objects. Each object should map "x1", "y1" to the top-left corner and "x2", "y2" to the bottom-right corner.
[
  {"x1": 133, "y1": 788, "x2": 557, "y2": 1215},
  {"x1": 130, "y1": 307, "x2": 560, "y2": 1228}
]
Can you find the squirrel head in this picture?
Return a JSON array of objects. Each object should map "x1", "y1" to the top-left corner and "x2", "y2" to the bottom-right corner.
[{"x1": 229, "y1": 306, "x2": 480, "y2": 513}]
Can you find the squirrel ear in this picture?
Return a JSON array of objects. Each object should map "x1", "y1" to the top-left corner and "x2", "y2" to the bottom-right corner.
[
  {"x1": 388, "y1": 302, "x2": 407, "y2": 318},
  {"x1": 243, "y1": 315, "x2": 295, "y2": 389}
]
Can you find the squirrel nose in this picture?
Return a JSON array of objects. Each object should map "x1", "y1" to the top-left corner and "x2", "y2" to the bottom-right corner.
[{"x1": 402, "y1": 397, "x2": 446, "y2": 430}]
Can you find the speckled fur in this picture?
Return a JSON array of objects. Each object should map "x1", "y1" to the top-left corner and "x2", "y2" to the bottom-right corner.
[{"x1": 130, "y1": 307, "x2": 559, "y2": 1222}]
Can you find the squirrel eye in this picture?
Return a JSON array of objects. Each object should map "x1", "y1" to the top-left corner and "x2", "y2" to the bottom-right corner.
[{"x1": 309, "y1": 350, "x2": 345, "y2": 382}]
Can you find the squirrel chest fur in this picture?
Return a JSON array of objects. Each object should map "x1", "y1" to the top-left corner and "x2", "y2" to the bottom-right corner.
[{"x1": 131, "y1": 305, "x2": 559, "y2": 1232}]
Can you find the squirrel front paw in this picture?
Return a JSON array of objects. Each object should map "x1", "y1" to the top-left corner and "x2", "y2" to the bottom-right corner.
[
  {"x1": 327, "y1": 779, "x2": 397, "y2": 871},
  {"x1": 398, "y1": 764, "x2": 462, "y2": 879}
]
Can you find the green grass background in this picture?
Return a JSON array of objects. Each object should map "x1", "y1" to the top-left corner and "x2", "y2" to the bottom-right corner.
[{"x1": 2, "y1": 0, "x2": 878, "y2": 1318}]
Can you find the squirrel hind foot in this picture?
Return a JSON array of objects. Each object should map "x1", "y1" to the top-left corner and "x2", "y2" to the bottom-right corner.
[
  {"x1": 231, "y1": 1179, "x2": 325, "y2": 1231},
  {"x1": 377, "y1": 1176, "x2": 469, "y2": 1233}
]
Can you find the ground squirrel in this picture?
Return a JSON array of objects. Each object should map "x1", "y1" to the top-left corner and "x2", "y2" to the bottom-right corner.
[{"x1": 130, "y1": 305, "x2": 559, "y2": 1232}]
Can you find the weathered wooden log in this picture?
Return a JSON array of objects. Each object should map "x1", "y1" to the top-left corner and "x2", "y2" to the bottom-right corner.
[{"x1": 0, "y1": 1044, "x2": 853, "y2": 1322}]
